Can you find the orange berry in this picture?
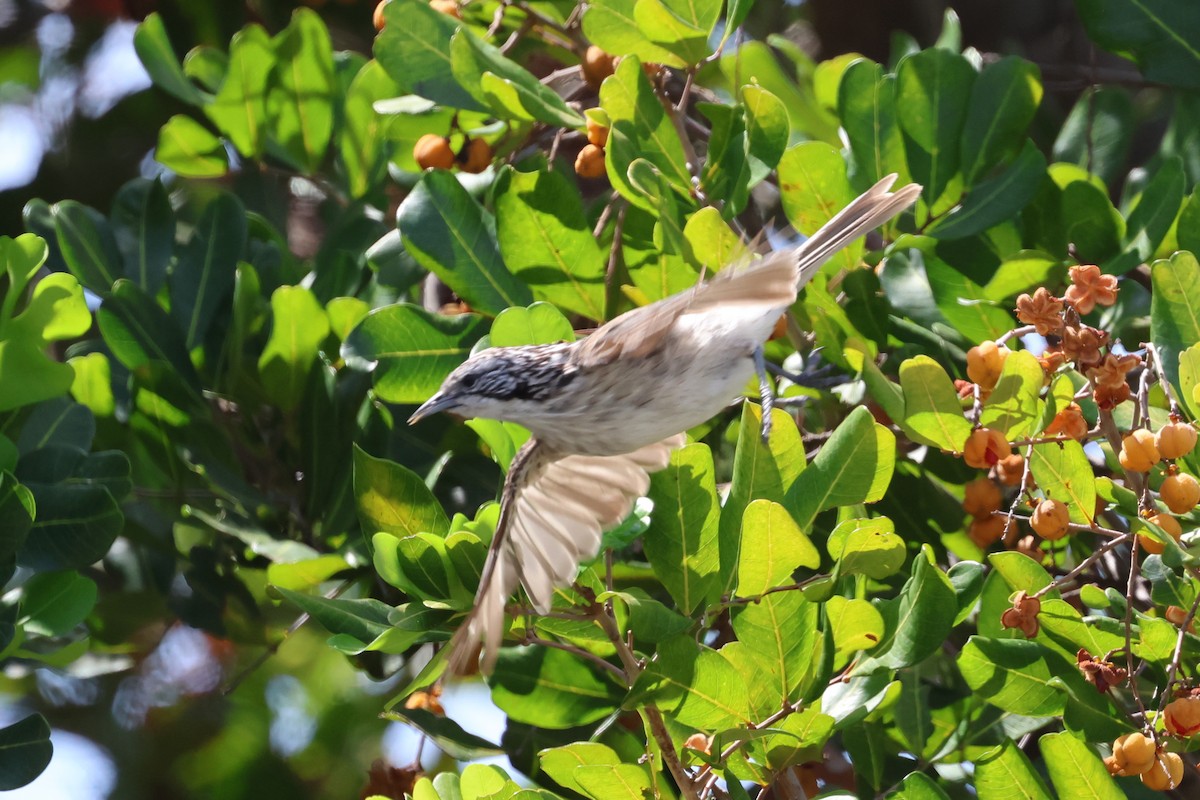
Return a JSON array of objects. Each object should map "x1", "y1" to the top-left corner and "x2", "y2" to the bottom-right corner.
[
  {"x1": 996, "y1": 454, "x2": 1027, "y2": 487},
  {"x1": 586, "y1": 117, "x2": 609, "y2": 148},
  {"x1": 1112, "y1": 732, "x2": 1156, "y2": 775},
  {"x1": 574, "y1": 143, "x2": 606, "y2": 179},
  {"x1": 962, "y1": 478, "x2": 1003, "y2": 519},
  {"x1": 1156, "y1": 421, "x2": 1198, "y2": 460},
  {"x1": 581, "y1": 46, "x2": 615, "y2": 88},
  {"x1": 1160, "y1": 472, "x2": 1200, "y2": 514},
  {"x1": 1139, "y1": 513, "x2": 1183, "y2": 555},
  {"x1": 429, "y1": 0, "x2": 461, "y2": 17},
  {"x1": 1140, "y1": 751, "x2": 1183, "y2": 791},
  {"x1": 1119, "y1": 429, "x2": 1161, "y2": 473},
  {"x1": 963, "y1": 428, "x2": 1012, "y2": 469},
  {"x1": 1165, "y1": 605, "x2": 1197, "y2": 632},
  {"x1": 968, "y1": 515, "x2": 1008, "y2": 548},
  {"x1": 965, "y1": 341, "x2": 1009, "y2": 391},
  {"x1": 1031, "y1": 498, "x2": 1071, "y2": 540},
  {"x1": 373, "y1": 0, "x2": 388, "y2": 29},
  {"x1": 1044, "y1": 403, "x2": 1089, "y2": 441},
  {"x1": 458, "y1": 138, "x2": 492, "y2": 174},
  {"x1": 1164, "y1": 696, "x2": 1200, "y2": 737},
  {"x1": 683, "y1": 733, "x2": 711, "y2": 754},
  {"x1": 414, "y1": 134, "x2": 454, "y2": 170}
]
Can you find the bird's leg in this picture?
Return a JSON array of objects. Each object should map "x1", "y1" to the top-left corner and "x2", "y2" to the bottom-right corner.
[
  {"x1": 765, "y1": 360, "x2": 845, "y2": 390},
  {"x1": 753, "y1": 346, "x2": 774, "y2": 444}
]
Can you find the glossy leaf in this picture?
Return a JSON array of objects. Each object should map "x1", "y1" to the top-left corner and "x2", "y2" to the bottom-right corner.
[
  {"x1": 732, "y1": 590, "x2": 818, "y2": 700},
  {"x1": 51, "y1": 200, "x2": 123, "y2": 294},
  {"x1": 258, "y1": 286, "x2": 330, "y2": 410},
  {"x1": 960, "y1": 57, "x2": 1043, "y2": 183},
  {"x1": 742, "y1": 85, "x2": 788, "y2": 184},
  {"x1": 976, "y1": 740, "x2": 1054, "y2": 800},
  {"x1": 0, "y1": 714, "x2": 52, "y2": 790},
  {"x1": 490, "y1": 647, "x2": 624, "y2": 729},
  {"x1": 273, "y1": 585, "x2": 392, "y2": 645},
  {"x1": 735, "y1": 500, "x2": 819, "y2": 598},
  {"x1": 958, "y1": 636, "x2": 1064, "y2": 716},
  {"x1": 17, "y1": 482, "x2": 122, "y2": 571},
  {"x1": 1076, "y1": 0, "x2": 1200, "y2": 90},
  {"x1": 134, "y1": 13, "x2": 205, "y2": 105},
  {"x1": 854, "y1": 548, "x2": 956, "y2": 672},
  {"x1": 1152, "y1": 251, "x2": 1200, "y2": 401},
  {"x1": 895, "y1": 48, "x2": 975, "y2": 211},
  {"x1": 171, "y1": 193, "x2": 245, "y2": 349},
  {"x1": 353, "y1": 446, "x2": 449, "y2": 539},
  {"x1": 777, "y1": 142, "x2": 859, "y2": 273},
  {"x1": 97, "y1": 279, "x2": 204, "y2": 399},
  {"x1": 384, "y1": 706, "x2": 502, "y2": 760},
  {"x1": 645, "y1": 443, "x2": 721, "y2": 614},
  {"x1": 1039, "y1": 731, "x2": 1123, "y2": 800},
  {"x1": 898, "y1": 355, "x2": 972, "y2": 452},
  {"x1": 450, "y1": 30, "x2": 584, "y2": 128},
  {"x1": 633, "y1": 636, "x2": 752, "y2": 729},
  {"x1": 979, "y1": 349, "x2": 1044, "y2": 439},
  {"x1": 838, "y1": 58, "x2": 909, "y2": 186},
  {"x1": 1029, "y1": 439, "x2": 1096, "y2": 525},
  {"x1": 19, "y1": 570, "x2": 97, "y2": 637},
  {"x1": 581, "y1": 0, "x2": 686, "y2": 68},
  {"x1": 155, "y1": 115, "x2": 229, "y2": 178},
  {"x1": 340, "y1": 60, "x2": 398, "y2": 198},
  {"x1": 928, "y1": 140, "x2": 1046, "y2": 240},
  {"x1": 374, "y1": 0, "x2": 486, "y2": 110},
  {"x1": 109, "y1": 178, "x2": 174, "y2": 295},
  {"x1": 489, "y1": 302, "x2": 574, "y2": 347},
  {"x1": 267, "y1": 9, "x2": 335, "y2": 173},
  {"x1": 1125, "y1": 155, "x2": 1185, "y2": 260},
  {"x1": 207, "y1": 24, "x2": 272, "y2": 158}
]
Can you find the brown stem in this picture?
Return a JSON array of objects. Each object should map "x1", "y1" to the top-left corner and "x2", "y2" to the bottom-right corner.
[{"x1": 1033, "y1": 533, "x2": 1131, "y2": 599}]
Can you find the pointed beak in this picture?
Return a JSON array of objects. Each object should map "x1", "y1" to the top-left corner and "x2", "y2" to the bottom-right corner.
[{"x1": 408, "y1": 392, "x2": 457, "y2": 425}]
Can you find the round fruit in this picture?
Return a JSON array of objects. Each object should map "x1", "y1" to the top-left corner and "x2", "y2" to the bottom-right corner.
[
  {"x1": 414, "y1": 134, "x2": 454, "y2": 170},
  {"x1": 429, "y1": 0, "x2": 461, "y2": 17},
  {"x1": 586, "y1": 117, "x2": 609, "y2": 148},
  {"x1": 1140, "y1": 751, "x2": 1183, "y2": 791},
  {"x1": 458, "y1": 138, "x2": 492, "y2": 174},
  {"x1": 1031, "y1": 498, "x2": 1071, "y2": 540},
  {"x1": 1119, "y1": 429, "x2": 1161, "y2": 473},
  {"x1": 968, "y1": 515, "x2": 1007, "y2": 548},
  {"x1": 1111, "y1": 732, "x2": 1156, "y2": 775},
  {"x1": 1139, "y1": 513, "x2": 1183, "y2": 555},
  {"x1": 1157, "y1": 421, "x2": 1199, "y2": 460},
  {"x1": 373, "y1": 0, "x2": 388, "y2": 29},
  {"x1": 574, "y1": 143, "x2": 606, "y2": 179},
  {"x1": 996, "y1": 454, "x2": 1027, "y2": 487},
  {"x1": 1160, "y1": 472, "x2": 1200, "y2": 514},
  {"x1": 962, "y1": 478, "x2": 1003, "y2": 519},
  {"x1": 963, "y1": 428, "x2": 1011, "y2": 470},
  {"x1": 582, "y1": 46, "x2": 616, "y2": 87},
  {"x1": 1164, "y1": 696, "x2": 1200, "y2": 737},
  {"x1": 966, "y1": 340, "x2": 1009, "y2": 391}
]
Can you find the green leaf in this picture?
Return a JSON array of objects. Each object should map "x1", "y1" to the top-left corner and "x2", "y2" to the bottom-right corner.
[
  {"x1": 155, "y1": 115, "x2": 229, "y2": 177},
  {"x1": 929, "y1": 140, "x2": 1046, "y2": 240},
  {"x1": 0, "y1": 340, "x2": 75, "y2": 413},
  {"x1": 374, "y1": 0, "x2": 484, "y2": 109},
  {"x1": 958, "y1": 636, "x2": 1065, "y2": 716},
  {"x1": 0, "y1": 714, "x2": 52, "y2": 790},
  {"x1": 898, "y1": 355, "x2": 972, "y2": 452},
  {"x1": 742, "y1": 85, "x2": 788, "y2": 185},
  {"x1": 1075, "y1": 0, "x2": 1200, "y2": 90},
  {"x1": 267, "y1": 9, "x2": 335, "y2": 173},
  {"x1": 1038, "y1": 731, "x2": 1124, "y2": 800},
  {"x1": 326, "y1": 297, "x2": 370, "y2": 342},
  {"x1": 19, "y1": 571, "x2": 97, "y2": 637},
  {"x1": 0, "y1": 472, "x2": 34, "y2": 565},
  {"x1": 538, "y1": 742, "x2": 623, "y2": 796},
  {"x1": 976, "y1": 740, "x2": 1054, "y2": 800},
  {"x1": 575, "y1": 765, "x2": 652, "y2": 800},
  {"x1": 134, "y1": 13, "x2": 205, "y2": 105},
  {"x1": 777, "y1": 142, "x2": 859, "y2": 273},
  {"x1": 494, "y1": 167, "x2": 606, "y2": 320},
  {"x1": 1029, "y1": 439, "x2": 1096, "y2": 525},
  {"x1": 258, "y1": 286, "x2": 331, "y2": 410},
  {"x1": 385, "y1": 706, "x2": 502, "y2": 760},
  {"x1": 889, "y1": 772, "x2": 951, "y2": 800},
  {"x1": 207, "y1": 24, "x2": 272, "y2": 157},
  {"x1": 397, "y1": 170, "x2": 532, "y2": 315},
  {"x1": 490, "y1": 647, "x2": 624, "y2": 729},
  {"x1": 922, "y1": 252, "x2": 1015, "y2": 344},
  {"x1": 97, "y1": 279, "x2": 203, "y2": 399},
  {"x1": 109, "y1": 178, "x2": 174, "y2": 295},
  {"x1": 17, "y1": 482, "x2": 122, "y2": 571},
  {"x1": 599, "y1": 57, "x2": 692, "y2": 206},
  {"x1": 51, "y1": 200, "x2": 123, "y2": 294},
  {"x1": 736, "y1": 499, "x2": 819, "y2": 597},
  {"x1": 266, "y1": 554, "x2": 352, "y2": 592},
  {"x1": 342, "y1": 303, "x2": 487, "y2": 404},
  {"x1": 980, "y1": 349, "x2": 1044, "y2": 439},
  {"x1": 645, "y1": 443, "x2": 721, "y2": 614},
  {"x1": 340, "y1": 60, "x2": 398, "y2": 198},
  {"x1": 785, "y1": 406, "x2": 896, "y2": 533},
  {"x1": 1125, "y1": 155, "x2": 1185, "y2": 260},
  {"x1": 731, "y1": 591, "x2": 818, "y2": 700},
  {"x1": 633, "y1": 636, "x2": 752, "y2": 729},
  {"x1": 450, "y1": 30, "x2": 584, "y2": 128},
  {"x1": 353, "y1": 446, "x2": 449, "y2": 539},
  {"x1": 719, "y1": 405, "x2": 804, "y2": 592},
  {"x1": 1152, "y1": 251, "x2": 1200, "y2": 402},
  {"x1": 1052, "y1": 89, "x2": 1134, "y2": 188},
  {"x1": 960, "y1": 57, "x2": 1043, "y2": 183},
  {"x1": 581, "y1": 0, "x2": 687, "y2": 68},
  {"x1": 895, "y1": 48, "x2": 975, "y2": 212},
  {"x1": 490, "y1": 303, "x2": 575, "y2": 347},
  {"x1": 698, "y1": 102, "x2": 751, "y2": 216},
  {"x1": 631, "y1": 0, "x2": 718, "y2": 65},
  {"x1": 855, "y1": 547, "x2": 955, "y2": 672},
  {"x1": 373, "y1": 532, "x2": 458, "y2": 602},
  {"x1": 827, "y1": 595, "x2": 885, "y2": 665},
  {"x1": 838, "y1": 58, "x2": 909, "y2": 186},
  {"x1": 273, "y1": 585, "x2": 393, "y2": 645},
  {"x1": 718, "y1": 41, "x2": 839, "y2": 144},
  {"x1": 171, "y1": 193, "x2": 245, "y2": 349},
  {"x1": 829, "y1": 517, "x2": 906, "y2": 581}
]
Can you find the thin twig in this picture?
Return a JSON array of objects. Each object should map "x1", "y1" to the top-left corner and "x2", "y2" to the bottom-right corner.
[
  {"x1": 1144, "y1": 342, "x2": 1182, "y2": 417},
  {"x1": 1032, "y1": 533, "x2": 1130, "y2": 599},
  {"x1": 525, "y1": 633, "x2": 625, "y2": 679}
]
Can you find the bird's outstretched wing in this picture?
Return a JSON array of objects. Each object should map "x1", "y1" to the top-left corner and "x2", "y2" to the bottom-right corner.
[
  {"x1": 575, "y1": 174, "x2": 921, "y2": 368},
  {"x1": 446, "y1": 434, "x2": 686, "y2": 675}
]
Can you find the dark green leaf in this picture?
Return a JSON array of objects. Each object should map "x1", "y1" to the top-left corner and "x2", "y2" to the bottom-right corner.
[
  {"x1": 385, "y1": 706, "x2": 503, "y2": 760},
  {"x1": 374, "y1": 0, "x2": 486, "y2": 111},
  {"x1": 51, "y1": 200, "x2": 123, "y2": 293},
  {"x1": 97, "y1": 279, "x2": 204, "y2": 399},
  {"x1": 19, "y1": 571, "x2": 97, "y2": 636},
  {"x1": 134, "y1": 13, "x2": 205, "y2": 105},
  {"x1": 1075, "y1": 0, "x2": 1200, "y2": 90},
  {"x1": 1152, "y1": 251, "x2": 1200, "y2": 403},
  {"x1": 267, "y1": 9, "x2": 335, "y2": 173},
  {"x1": 450, "y1": 30, "x2": 584, "y2": 127},
  {"x1": 1125, "y1": 155, "x2": 1185, "y2": 260},
  {"x1": 273, "y1": 585, "x2": 393, "y2": 645},
  {"x1": 960, "y1": 57, "x2": 1043, "y2": 183},
  {"x1": 838, "y1": 58, "x2": 909, "y2": 186},
  {"x1": 1051, "y1": 88, "x2": 1133, "y2": 187},
  {"x1": 895, "y1": 49, "x2": 975, "y2": 211},
  {"x1": 855, "y1": 548, "x2": 956, "y2": 672},
  {"x1": 490, "y1": 646, "x2": 624, "y2": 729},
  {"x1": 110, "y1": 178, "x2": 174, "y2": 295},
  {"x1": 0, "y1": 714, "x2": 52, "y2": 790},
  {"x1": 929, "y1": 140, "x2": 1046, "y2": 240},
  {"x1": 170, "y1": 193, "x2": 245, "y2": 349},
  {"x1": 17, "y1": 482, "x2": 122, "y2": 571}
]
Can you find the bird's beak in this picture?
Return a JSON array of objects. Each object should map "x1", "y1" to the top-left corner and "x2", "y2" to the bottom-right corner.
[{"x1": 408, "y1": 392, "x2": 456, "y2": 425}]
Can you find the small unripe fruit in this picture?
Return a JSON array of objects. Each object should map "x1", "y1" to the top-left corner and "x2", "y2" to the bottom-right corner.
[
  {"x1": 458, "y1": 138, "x2": 492, "y2": 174},
  {"x1": 1156, "y1": 421, "x2": 1198, "y2": 460},
  {"x1": 586, "y1": 117, "x2": 609, "y2": 147},
  {"x1": 1140, "y1": 751, "x2": 1183, "y2": 790},
  {"x1": 965, "y1": 340, "x2": 1009, "y2": 391},
  {"x1": 1031, "y1": 498, "x2": 1070, "y2": 540},
  {"x1": 574, "y1": 143, "x2": 606, "y2": 179},
  {"x1": 1164, "y1": 696, "x2": 1200, "y2": 737},
  {"x1": 962, "y1": 478, "x2": 1003, "y2": 519},
  {"x1": 968, "y1": 515, "x2": 1007, "y2": 548},
  {"x1": 373, "y1": 0, "x2": 388, "y2": 30},
  {"x1": 1119, "y1": 429, "x2": 1161, "y2": 473},
  {"x1": 963, "y1": 428, "x2": 1011, "y2": 469},
  {"x1": 414, "y1": 134, "x2": 454, "y2": 170},
  {"x1": 1139, "y1": 513, "x2": 1183, "y2": 555},
  {"x1": 1160, "y1": 472, "x2": 1200, "y2": 514},
  {"x1": 429, "y1": 0, "x2": 461, "y2": 17},
  {"x1": 1112, "y1": 732, "x2": 1156, "y2": 775},
  {"x1": 582, "y1": 46, "x2": 615, "y2": 88}
]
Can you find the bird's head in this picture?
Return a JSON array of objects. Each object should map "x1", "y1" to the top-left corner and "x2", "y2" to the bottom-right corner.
[{"x1": 408, "y1": 343, "x2": 575, "y2": 425}]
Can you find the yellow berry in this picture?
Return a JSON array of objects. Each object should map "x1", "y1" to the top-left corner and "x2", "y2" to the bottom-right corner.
[
  {"x1": 1164, "y1": 696, "x2": 1200, "y2": 737},
  {"x1": 373, "y1": 0, "x2": 388, "y2": 29},
  {"x1": 1160, "y1": 472, "x2": 1200, "y2": 514},
  {"x1": 586, "y1": 117, "x2": 609, "y2": 148},
  {"x1": 413, "y1": 134, "x2": 454, "y2": 170},
  {"x1": 1140, "y1": 751, "x2": 1183, "y2": 791},
  {"x1": 965, "y1": 341, "x2": 1009, "y2": 391},
  {"x1": 963, "y1": 428, "x2": 1012, "y2": 470},
  {"x1": 1119, "y1": 429, "x2": 1161, "y2": 473},
  {"x1": 429, "y1": 0, "x2": 461, "y2": 17},
  {"x1": 1112, "y1": 732, "x2": 1156, "y2": 775},
  {"x1": 574, "y1": 143, "x2": 606, "y2": 179},
  {"x1": 1031, "y1": 498, "x2": 1070, "y2": 540},
  {"x1": 1139, "y1": 513, "x2": 1183, "y2": 555},
  {"x1": 1156, "y1": 421, "x2": 1198, "y2": 460},
  {"x1": 581, "y1": 46, "x2": 615, "y2": 88}
]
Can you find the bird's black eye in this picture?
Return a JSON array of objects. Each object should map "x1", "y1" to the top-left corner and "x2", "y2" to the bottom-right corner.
[{"x1": 460, "y1": 373, "x2": 477, "y2": 389}]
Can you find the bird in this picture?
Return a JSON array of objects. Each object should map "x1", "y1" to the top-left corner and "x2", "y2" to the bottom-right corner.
[{"x1": 408, "y1": 174, "x2": 922, "y2": 673}]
